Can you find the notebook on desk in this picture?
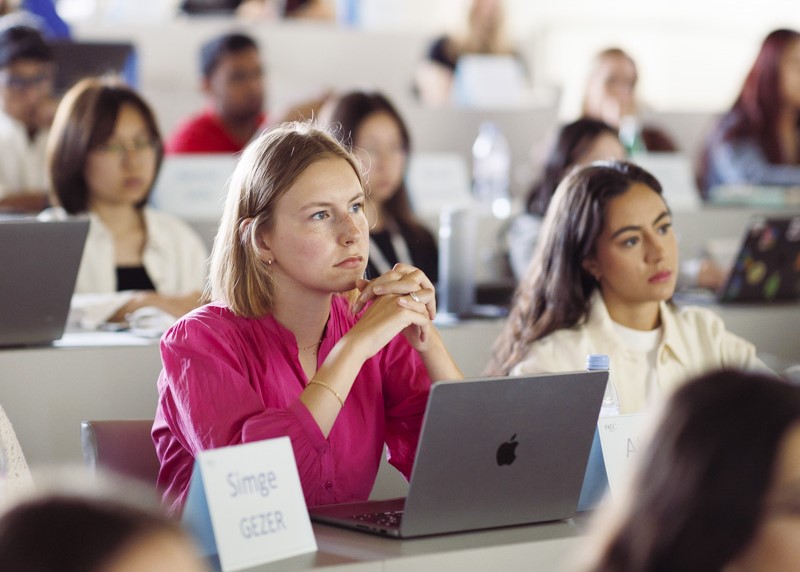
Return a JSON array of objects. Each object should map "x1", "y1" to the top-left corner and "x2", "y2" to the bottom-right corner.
[
  {"x1": 718, "y1": 215, "x2": 800, "y2": 303},
  {"x1": 309, "y1": 371, "x2": 607, "y2": 538},
  {"x1": 0, "y1": 218, "x2": 89, "y2": 347}
]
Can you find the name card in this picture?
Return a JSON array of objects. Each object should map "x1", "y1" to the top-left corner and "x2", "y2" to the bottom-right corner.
[
  {"x1": 597, "y1": 413, "x2": 651, "y2": 496},
  {"x1": 182, "y1": 437, "x2": 316, "y2": 571}
]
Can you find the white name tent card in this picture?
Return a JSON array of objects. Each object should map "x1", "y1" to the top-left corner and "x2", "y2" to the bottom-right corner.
[
  {"x1": 597, "y1": 413, "x2": 651, "y2": 496},
  {"x1": 181, "y1": 436, "x2": 317, "y2": 571}
]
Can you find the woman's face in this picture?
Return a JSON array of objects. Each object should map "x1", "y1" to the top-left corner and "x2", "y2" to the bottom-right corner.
[
  {"x1": 574, "y1": 132, "x2": 627, "y2": 165},
  {"x1": 585, "y1": 55, "x2": 638, "y2": 128},
  {"x1": 84, "y1": 104, "x2": 158, "y2": 210},
  {"x1": 353, "y1": 111, "x2": 407, "y2": 208},
  {"x1": 779, "y1": 39, "x2": 800, "y2": 111},
  {"x1": 730, "y1": 423, "x2": 800, "y2": 572},
  {"x1": 259, "y1": 158, "x2": 369, "y2": 298},
  {"x1": 582, "y1": 183, "x2": 678, "y2": 322}
]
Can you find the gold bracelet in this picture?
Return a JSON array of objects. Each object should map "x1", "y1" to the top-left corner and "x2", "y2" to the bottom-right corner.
[{"x1": 307, "y1": 380, "x2": 344, "y2": 409}]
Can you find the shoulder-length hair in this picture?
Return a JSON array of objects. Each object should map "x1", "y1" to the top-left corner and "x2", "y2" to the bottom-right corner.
[
  {"x1": 47, "y1": 77, "x2": 164, "y2": 215},
  {"x1": 327, "y1": 90, "x2": 430, "y2": 242},
  {"x1": 208, "y1": 121, "x2": 365, "y2": 317},
  {"x1": 526, "y1": 118, "x2": 620, "y2": 216},
  {"x1": 485, "y1": 160, "x2": 663, "y2": 376},
  {"x1": 583, "y1": 369, "x2": 800, "y2": 572}
]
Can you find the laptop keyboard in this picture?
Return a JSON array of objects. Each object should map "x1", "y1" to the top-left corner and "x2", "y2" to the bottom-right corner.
[{"x1": 353, "y1": 510, "x2": 404, "y2": 528}]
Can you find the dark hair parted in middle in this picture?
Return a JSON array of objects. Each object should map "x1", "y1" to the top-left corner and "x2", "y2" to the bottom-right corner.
[
  {"x1": 486, "y1": 160, "x2": 663, "y2": 375},
  {"x1": 47, "y1": 77, "x2": 164, "y2": 214},
  {"x1": 526, "y1": 118, "x2": 620, "y2": 216},
  {"x1": 327, "y1": 91, "x2": 438, "y2": 266}
]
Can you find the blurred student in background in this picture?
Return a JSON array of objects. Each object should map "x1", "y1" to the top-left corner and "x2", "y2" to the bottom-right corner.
[
  {"x1": 0, "y1": 493, "x2": 208, "y2": 571},
  {"x1": 166, "y1": 32, "x2": 266, "y2": 154},
  {"x1": 0, "y1": 24, "x2": 54, "y2": 212},
  {"x1": 486, "y1": 162, "x2": 764, "y2": 413},
  {"x1": 699, "y1": 28, "x2": 800, "y2": 197},
  {"x1": 581, "y1": 369, "x2": 800, "y2": 572},
  {"x1": 581, "y1": 47, "x2": 677, "y2": 153},
  {"x1": 506, "y1": 118, "x2": 626, "y2": 280},
  {"x1": 414, "y1": 0, "x2": 518, "y2": 106},
  {"x1": 43, "y1": 78, "x2": 207, "y2": 330},
  {"x1": 328, "y1": 90, "x2": 438, "y2": 282}
]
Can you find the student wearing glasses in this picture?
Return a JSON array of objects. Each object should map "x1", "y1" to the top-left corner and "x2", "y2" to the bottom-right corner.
[
  {"x1": 42, "y1": 78, "x2": 207, "y2": 329},
  {"x1": 0, "y1": 24, "x2": 55, "y2": 213}
]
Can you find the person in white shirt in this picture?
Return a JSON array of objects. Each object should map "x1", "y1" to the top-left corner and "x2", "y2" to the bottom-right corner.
[
  {"x1": 43, "y1": 78, "x2": 207, "y2": 329},
  {"x1": 0, "y1": 24, "x2": 55, "y2": 213},
  {"x1": 485, "y1": 161, "x2": 766, "y2": 413}
]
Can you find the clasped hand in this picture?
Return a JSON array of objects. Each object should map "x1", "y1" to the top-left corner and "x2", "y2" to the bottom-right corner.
[{"x1": 349, "y1": 264, "x2": 436, "y2": 355}]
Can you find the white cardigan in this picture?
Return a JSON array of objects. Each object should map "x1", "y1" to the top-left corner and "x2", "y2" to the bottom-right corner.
[
  {"x1": 41, "y1": 207, "x2": 208, "y2": 329},
  {"x1": 510, "y1": 294, "x2": 767, "y2": 413}
]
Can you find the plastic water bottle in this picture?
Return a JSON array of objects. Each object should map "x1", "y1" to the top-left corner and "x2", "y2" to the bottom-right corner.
[
  {"x1": 471, "y1": 122, "x2": 511, "y2": 219},
  {"x1": 618, "y1": 115, "x2": 647, "y2": 156},
  {"x1": 589, "y1": 354, "x2": 619, "y2": 417},
  {"x1": 578, "y1": 353, "x2": 614, "y2": 512}
]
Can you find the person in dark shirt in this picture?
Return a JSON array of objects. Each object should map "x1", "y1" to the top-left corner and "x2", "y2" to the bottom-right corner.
[{"x1": 328, "y1": 90, "x2": 438, "y2": 283}]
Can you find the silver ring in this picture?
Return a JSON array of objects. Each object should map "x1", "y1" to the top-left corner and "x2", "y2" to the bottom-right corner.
[{"x1": 409, "y1": 291, "x2": 420, "y2": 303}]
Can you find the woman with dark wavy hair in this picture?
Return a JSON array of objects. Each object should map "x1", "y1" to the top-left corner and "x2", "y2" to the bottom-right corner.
[
  {"x1": 580, "y1": 369, "x2": 800, "y2": 572},
  {"x1": 700, "y1": 28, "x2": 800, "y2": 196},
  {"x1": 485, "y1": 161, "x2": 765, "y2": 412}
]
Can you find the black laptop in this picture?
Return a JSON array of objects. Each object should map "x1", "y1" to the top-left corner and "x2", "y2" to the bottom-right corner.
[{"x1": 718, "y1": 215, "x2": 800, "y2": 303}]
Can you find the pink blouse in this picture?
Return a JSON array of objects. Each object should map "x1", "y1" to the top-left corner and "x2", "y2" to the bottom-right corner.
[{"x1": 152, "y1": 296, "x2": 431, "y2": 515}]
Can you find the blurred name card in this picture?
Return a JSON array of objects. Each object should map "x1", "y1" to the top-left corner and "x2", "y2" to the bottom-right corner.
[
  {"x1": 150, "y1": 154, "x2": 237, "y2": 220},
  {"x1": 597, "y1": 413, "x2": 650, "y2": 496},
  {"x1": 406, "y1": 152, "x2": 472, "y2": 217},
  {"x1": 182, "y1": 437, "x2": 316, "y2": 571}
]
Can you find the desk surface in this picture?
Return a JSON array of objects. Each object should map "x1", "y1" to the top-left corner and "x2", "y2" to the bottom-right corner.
[
  {"x1": 236, "y1": 518, "x2": 586, "y2": 572},
  {"x1": 1, "y1": 302, "x2": 797, "y2": 470}
]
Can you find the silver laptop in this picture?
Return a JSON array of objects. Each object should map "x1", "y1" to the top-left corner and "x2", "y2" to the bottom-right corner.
[
  {"x1": 309, "y1": 371, "x2": 607, "y2": 538},
  {"x1": 0, "y1": 218, "x2": 89, "y2": 347}
]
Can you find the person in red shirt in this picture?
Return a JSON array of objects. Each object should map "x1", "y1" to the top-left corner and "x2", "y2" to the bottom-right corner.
[{"x1": 165, "y1": 32, "x2": 266, "y2": 154}]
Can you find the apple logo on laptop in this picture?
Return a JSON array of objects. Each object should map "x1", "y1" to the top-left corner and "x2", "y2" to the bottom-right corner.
[{"x1": 496, "y1": 434, "x2": 518, "y2": 466}]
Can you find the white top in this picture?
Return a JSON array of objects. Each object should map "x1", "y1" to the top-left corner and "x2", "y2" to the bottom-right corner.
[
  {"x1": 611, "y1": 321, "x2": 661, "y2": 406},
  {"x1": 0, "y1": 108, "x2": 48, "y2": 198},
  {"x1": 511, "y1": 293, "x2": 768, "y2": 414},
  {"x1": 40, "y1": 207, "x2": 208, "y2": 329}
]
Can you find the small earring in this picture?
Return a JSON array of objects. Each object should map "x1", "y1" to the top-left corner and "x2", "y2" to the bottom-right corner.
[{"x1": 267, "y1": 258, "x2": 273, "y2": 266}]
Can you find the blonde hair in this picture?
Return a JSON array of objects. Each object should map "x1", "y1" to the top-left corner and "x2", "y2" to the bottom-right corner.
[{"x1": 208, "y1": 121, "x2": 365, "y2": 317}]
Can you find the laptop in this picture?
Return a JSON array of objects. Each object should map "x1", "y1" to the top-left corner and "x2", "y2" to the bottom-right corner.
[
  {"x1": 718, "y1": 215, "x2": 800, "y2": 303},
  {"x1": 309, "y1": 371, "x2": 607, "y2": 538},
  {"x1": 0, "y1": 218, "x2": 89, "y2": 347},
  {"x1": 48, "y1": 40, "x2": 135, "y2": 95}
]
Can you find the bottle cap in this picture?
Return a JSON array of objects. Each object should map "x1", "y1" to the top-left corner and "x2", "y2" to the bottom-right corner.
[{"x1": 586, "y1": 354, "x2": 609, "y2": 371}]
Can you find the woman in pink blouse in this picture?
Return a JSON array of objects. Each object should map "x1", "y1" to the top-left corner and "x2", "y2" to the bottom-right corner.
[{"x1": 152, "y1": 122, "x2": 461, "y2": 515}]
